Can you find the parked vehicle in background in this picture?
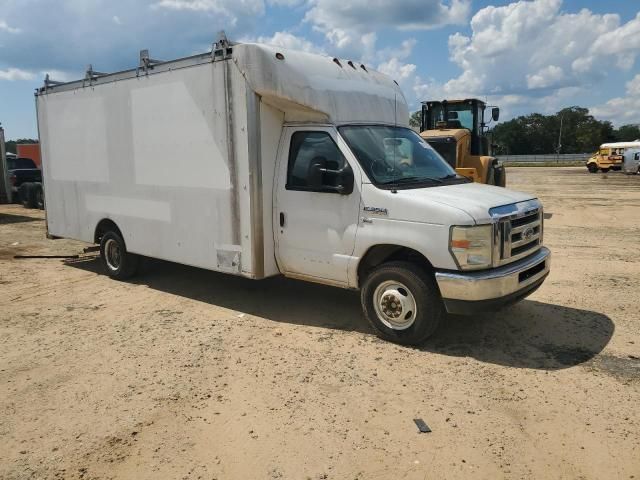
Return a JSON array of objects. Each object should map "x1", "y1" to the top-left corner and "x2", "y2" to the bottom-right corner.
[
  {"x1": 623, "y1": 148, "x2": 640, "y2": 175},
  {"x1": 587, "y1": 141, "x2": 640, "y2": 173},
  {"x1": 16, "y1": 143, "x2": 42, "y2": 168},
  {"x1": 7, "y1": 156, "x2": 44, "y2": 209},
  {"x1": 419, "y1": 99, "x2": 506, "y2": 186},
  {"x1": 36, "y1": 35, "x2": 550, "y2": 345}
]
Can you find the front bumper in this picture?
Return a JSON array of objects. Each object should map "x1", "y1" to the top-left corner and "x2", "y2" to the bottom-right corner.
[{"x1": 435, "y1": 247, "x2": 551, "y2": 315}]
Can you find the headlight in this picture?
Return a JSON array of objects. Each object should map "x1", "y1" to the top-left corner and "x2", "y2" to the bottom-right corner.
[{"x1": 449, "y1": 225, "x2": 493, "y2": 270}]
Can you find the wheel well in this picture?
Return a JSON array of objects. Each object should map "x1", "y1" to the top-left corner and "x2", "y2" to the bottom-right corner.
[
  {"x1": 357, "y1": 245, "x2": 434, "y2": 286},
  {"x1": 94, "y1": 219, "x2": 122, "y2": 244}
]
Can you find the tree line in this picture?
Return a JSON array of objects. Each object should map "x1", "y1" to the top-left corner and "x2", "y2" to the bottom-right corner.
[
  {"x1": 411, "y1": 107, "x2": 640, "y2": 155},
  {"x1": 490, "y1": 107, "x2": 639, "y2": 155}
]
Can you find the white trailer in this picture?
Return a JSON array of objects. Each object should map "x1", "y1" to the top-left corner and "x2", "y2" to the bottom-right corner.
[{"x1": 37, "y1": 35, "x2": 550, "y2": 345}]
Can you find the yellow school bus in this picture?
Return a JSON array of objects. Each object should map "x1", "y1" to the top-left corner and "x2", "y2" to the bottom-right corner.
[{"x1": 587, "y1": 142, "x2": 640, "y2": 173}]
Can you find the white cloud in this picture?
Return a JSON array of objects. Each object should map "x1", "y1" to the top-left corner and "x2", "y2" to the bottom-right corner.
[
  {"x1": 591, "y1": 75, "x2": 640, "y2": 126},
  {"x1": 435, "y1": 0, "x2": 640, "y2": 101},
  {"x1": 0, "y1": 19, "x2": 21, "y2": 34},
  {"x1": 267, "y1": 0, "x2": 304, "y2": 5},
  {"x1": 251, "y1": 31, "x2": 325, "y2": 54},
  {"x1": 627, "y1": 75, "x2": 640, "y2": 98},
  {"x1": 0, "y1": 1, "x2": 268, "y2": 73},
  {"x1": 39, "y1": 69, "x2": 79, "y2": 83},
  {"x1": 153, "y1": 0, "x2": 264, "y2": 17},
  {"x1": 526, "y1": 65, "x2": 565, "y2": 90},
  {"x1": 589, "y1": 13, "x2": 640, "y2": 65},
  {"x1": 0, "y1": 68, "x2": 35, "y2": 81},
  {"x1": 305, "y1": 0, "x2": 471, "y2": 33},
  {"x1": 378, "y1": 57, "x2": 416, "y2": 82},
  {"x1": 305, "y1": 0, "x2": 470, "y2": 60}
]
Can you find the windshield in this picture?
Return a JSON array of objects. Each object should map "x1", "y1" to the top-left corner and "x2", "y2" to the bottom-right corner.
[
  {"x1": 428, "y1": 103, "x2": 476, "y2": 131},
  {"x1": 7, "y1": 157, "x2": 37, "y2": 170},
  {"x1": 427, "y1": 138, "x2": 457, "y2": 169},
  {"x1": 339, "y1": 125, "x2": 461, "y2": 188}
]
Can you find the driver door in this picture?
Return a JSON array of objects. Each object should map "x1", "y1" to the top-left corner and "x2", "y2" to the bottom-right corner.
[{"x1": 274, "y1": 126, "x2": 361, "y2": 285}]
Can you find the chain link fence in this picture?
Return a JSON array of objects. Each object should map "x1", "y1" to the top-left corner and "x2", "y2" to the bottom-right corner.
[{"x1": 498, "y1": 153, "x2": 590, "y2": 166}]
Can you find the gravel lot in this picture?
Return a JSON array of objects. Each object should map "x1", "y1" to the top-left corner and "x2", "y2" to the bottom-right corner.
[{"x1": 1, "y1": 167, "x2": 639, "y2": 480}]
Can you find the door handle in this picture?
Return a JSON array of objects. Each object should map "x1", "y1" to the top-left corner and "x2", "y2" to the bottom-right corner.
[{"x1": 279, "y1": 212, "x2": 286, "y2": 227}]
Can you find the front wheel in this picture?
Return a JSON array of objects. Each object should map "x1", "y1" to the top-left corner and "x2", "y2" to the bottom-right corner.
[
  {"x1": 587, "y1": 163, "x2": 598, "y2": 173},
  {"x1": 99, "y1": 231, "x2": 139, "y2": 280},
  {"x1": 361, "y1": 261, "x2": 444, "y2": 346}
]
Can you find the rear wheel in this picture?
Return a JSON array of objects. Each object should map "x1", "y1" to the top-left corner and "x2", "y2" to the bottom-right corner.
[
  {"x1": 601, "y1": 167, "x2": 610, "y2": 173},
  {"x1": 99, "y1": 231, "x2": 139, "y2": 280},
  {"x1": 33, "y1": 184, "x2": 44, "y2": 210},
  {"x1": 361, "y1": 261, "x2": 444, "y2": 346},
  {"x1": 19, "y1": 183, "x2": 37, "y2": 208}
]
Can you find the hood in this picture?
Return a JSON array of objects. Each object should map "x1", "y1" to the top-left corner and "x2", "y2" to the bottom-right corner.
[{"x1": 370, "y1": 182, "x2": 536, "y2": 225}]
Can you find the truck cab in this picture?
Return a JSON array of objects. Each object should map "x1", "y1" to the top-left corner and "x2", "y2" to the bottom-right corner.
[
  {"x1": 273, "y1": 121, "x2": 550, "y2": 345},
  {"x1": 420, "y1": 99, "x2": 505, "y2": 187}
]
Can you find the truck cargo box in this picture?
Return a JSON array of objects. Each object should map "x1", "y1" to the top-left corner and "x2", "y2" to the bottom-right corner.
[{"x1": 36, "y1": 38, "x2": 406, "y2": 279}]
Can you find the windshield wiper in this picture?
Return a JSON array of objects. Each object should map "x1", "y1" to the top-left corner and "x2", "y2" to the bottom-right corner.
[
  {"x1": 441, "y1": 173, "x2": 472, "y2": 183},
  {"x1": 380, "y1": 176, "x2": 443, "y2": 185}
]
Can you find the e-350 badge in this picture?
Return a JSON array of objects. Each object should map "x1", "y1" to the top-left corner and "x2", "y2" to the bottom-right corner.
[{"x1": 363, "y1": 206, "x2": 388, "y2": 216}]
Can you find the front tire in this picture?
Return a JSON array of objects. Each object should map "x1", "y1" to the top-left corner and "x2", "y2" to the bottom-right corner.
[
  {"x1": 99, "y1": 231, "x2": 139, "y2": 280},
  {"x1": 361, "y1": 261, "x2": 444, "y2": 346},
  {"x1": 587, "y1": 163, "x2": 598, "y2": 173}
]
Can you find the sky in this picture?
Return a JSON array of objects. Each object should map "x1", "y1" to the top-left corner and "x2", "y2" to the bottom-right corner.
[{"x1": 0, "y1": 0, "x2": 639, "y2": 139}]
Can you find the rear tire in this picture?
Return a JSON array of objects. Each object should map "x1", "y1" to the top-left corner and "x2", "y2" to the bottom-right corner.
[
  {"x1": 19, "y1": 183, "x2": 37, "y2": 208},
  {"x1": 33, "y1": 184, "x2": 44, "y2": 210},
  {"x1": 601, "y1": 167, "x2": 610, "y2": 173},
  {"x1": 99, "y1": 231, "x2": 139, "y2": 280},
  {"x1": 361, "y1": 261, "x2": 444, "y2": 346}
]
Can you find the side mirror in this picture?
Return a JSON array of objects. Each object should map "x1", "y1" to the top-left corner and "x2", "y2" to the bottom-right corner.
[
  {"x1": 308, "y1": 161, "x2": 354, "y2": 195},
  {"x1": 492, "y1": 107, "x2": 500, "y2": 122},
  {"x1": 338, "y1": 163, "x2": 354, "y2": 195}
]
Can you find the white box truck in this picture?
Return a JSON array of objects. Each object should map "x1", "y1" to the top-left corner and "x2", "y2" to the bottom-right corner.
[{"x1": 36, "y1": 35, "x2": 550, "y2": 345}]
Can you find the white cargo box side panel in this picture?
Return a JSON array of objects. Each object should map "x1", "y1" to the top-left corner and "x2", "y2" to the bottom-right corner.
[{"x1": 38, "y1": 60, "x2": 255, "y2": 275}]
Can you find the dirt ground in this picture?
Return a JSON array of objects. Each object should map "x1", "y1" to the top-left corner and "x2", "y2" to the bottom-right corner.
[{"x1": 1, "y1": 167, "x2": 639, "y2": 480}]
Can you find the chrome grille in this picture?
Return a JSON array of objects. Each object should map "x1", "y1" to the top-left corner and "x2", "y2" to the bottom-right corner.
[{"x1": 492, "y1": 202, "x2": 543, "y2": 266}]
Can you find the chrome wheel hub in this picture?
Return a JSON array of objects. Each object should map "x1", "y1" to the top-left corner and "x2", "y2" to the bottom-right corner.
[
  {"x1": 104, "y1": 238, "x2": 122, "y2": 271},
  {"x1": 373, "y1": 280, "x2": 418, "y2": 330}
]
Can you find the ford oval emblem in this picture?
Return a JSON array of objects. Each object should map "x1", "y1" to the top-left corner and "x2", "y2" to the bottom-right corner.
[{"x1": 522, "y1": 226, "x2": 535, "y2": 241}]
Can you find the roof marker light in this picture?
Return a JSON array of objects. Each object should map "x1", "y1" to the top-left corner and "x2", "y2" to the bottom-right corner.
[
  {"x1": 347, "y1": 60, "x2": 356, "y2": 69},
  {"x1": 333, "y1": 58, "x2": 342, "y2": 67},
  {"x1": 275, "y1": 52, "x2": 285, "y2": 61}
]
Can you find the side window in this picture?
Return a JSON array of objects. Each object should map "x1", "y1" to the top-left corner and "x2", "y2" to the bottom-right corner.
[{"x1": 286, "y1": 131, "x2": 347, "y2": 191}]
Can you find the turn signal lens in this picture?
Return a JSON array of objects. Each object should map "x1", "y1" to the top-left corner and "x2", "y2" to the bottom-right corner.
[
  {"x1": 450, "y1": 225, "x2": 493, "y2": 270},
  {"x1": 450, "y1": 239, "x2": 471, "y2": 249}
]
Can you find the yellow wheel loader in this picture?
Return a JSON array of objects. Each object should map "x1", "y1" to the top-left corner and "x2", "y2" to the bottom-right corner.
[{"x1": 420, "y1": 99, "x2": 506, "y2": 187}]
